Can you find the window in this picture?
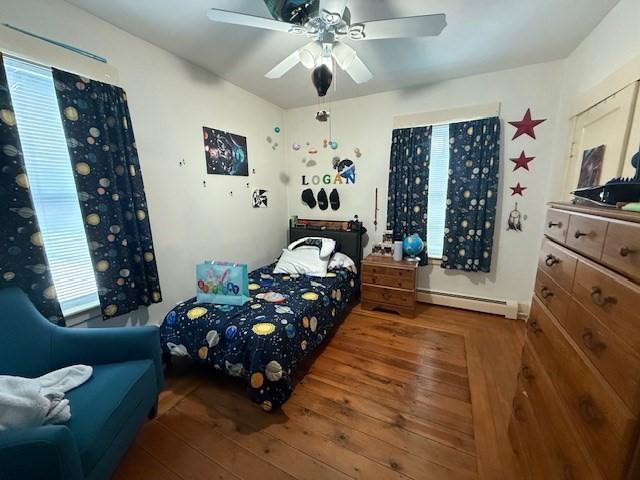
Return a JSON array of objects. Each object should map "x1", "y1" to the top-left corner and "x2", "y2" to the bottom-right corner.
[
  {"x1": 4, "y1": 56, "x2": 99, "y2": 316},
  {"x1": 426, "y1": 123, "x2": 450, "y2": 258}
]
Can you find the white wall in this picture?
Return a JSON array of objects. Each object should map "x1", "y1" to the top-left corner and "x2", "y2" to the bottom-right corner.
[
  {"x1": 285, "y1": 61, "x2": 564, "y2": 309},
  {"x1": 548, "y1": 0, "x2": 640, "y2": 200},
  {"x1": 1, "y1": 0, "x2": 288, "y2": 326}
]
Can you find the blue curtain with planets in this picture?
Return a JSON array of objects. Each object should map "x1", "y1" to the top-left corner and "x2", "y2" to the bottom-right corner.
[
  {"x1": 386, "y1": 126, "x2": 431, "y2": 265},
  {"x1": 441, "y1": 117, "x2": 500, "y2": 272},
  {"x1": 0, "y1": 56, "x2": 64, "y2": 324},
  {"x1": 52, "y1": 68, "x2": 162, "y2": 319}
]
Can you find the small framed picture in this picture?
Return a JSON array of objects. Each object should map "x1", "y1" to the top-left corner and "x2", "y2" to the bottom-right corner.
[
  {"x1": 371, "y1": 243, "x2": 383, "y2": 255},
  {"x1": 382, "y1": 230, "x2": 394, "y2": 244}
]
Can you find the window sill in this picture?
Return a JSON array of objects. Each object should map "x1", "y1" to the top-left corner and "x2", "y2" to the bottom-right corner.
[
  {"x1": 65, "y1": 305, "x2": 102, "y2": 327},
  {"x1": 428, "y1": 256, "x2": 442, "y2": 266}
]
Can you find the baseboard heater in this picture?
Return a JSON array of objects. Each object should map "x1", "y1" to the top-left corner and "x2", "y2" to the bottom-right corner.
[{"x1": 417, "y1": 288, "x2": 522, "y2": 320}]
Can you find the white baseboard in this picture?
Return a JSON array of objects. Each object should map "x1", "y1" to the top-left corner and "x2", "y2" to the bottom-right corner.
[{"x1": 417, "y1": 288, "x2": 521, "y2": 320}]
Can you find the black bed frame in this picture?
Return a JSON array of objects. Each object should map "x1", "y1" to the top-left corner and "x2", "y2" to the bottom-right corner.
[{"x1": 288, "y1": 221, "x2": 364, "y2": 277}]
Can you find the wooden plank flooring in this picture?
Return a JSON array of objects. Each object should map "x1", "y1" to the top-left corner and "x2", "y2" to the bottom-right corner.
[{"x1": 113, "y1": 303, "x2": 525, "y2": 480}]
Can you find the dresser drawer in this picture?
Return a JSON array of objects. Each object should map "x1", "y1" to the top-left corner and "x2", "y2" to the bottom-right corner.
[
  {"x1": 601, "y1": 220, "x2": 640, "y2": 283},
  {"x1": 514, "y1": 341, "x2": 603, "y2": 480},
  {"x1": 509, "y1": 382, "x2": 554, "y2": 480},
  {"x1": 361, "y1": 271, "x2": 415, "y2": 289},
  {"x1": 527, "y1": 298, "x2": 637, "y2": 480},
  {"x1": 563, "y1": 299, "x2": 640, "y2": 413},
  {"x1": 361, "y1": 284, "x2": 415, "y2": 307},
  {"x1": 566, "y1": 214, "x2": 607, "y2": 260},
  {"x1": 534, "y1": 269, "x2": 570, "y2": 322},
  {"x1": 538, "y1": 238, "x2": 578, "y2": 292},
  {"x1": 573, "y1": 259, "x2": 640, "y2": 351},
  {"x1": 545, "y1": 208, "x2": 570, "y2": 244}
]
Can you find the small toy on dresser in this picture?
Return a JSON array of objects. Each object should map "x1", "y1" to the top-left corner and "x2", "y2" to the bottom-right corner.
[{"x1": 572, "y1": 150, "x2": 640, "y2": 206}]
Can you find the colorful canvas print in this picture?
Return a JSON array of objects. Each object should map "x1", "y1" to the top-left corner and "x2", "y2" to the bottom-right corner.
[
  {"x1": 578, "y1": 144, "x2": 605, "y2": 188},
  {"x1": 203, "y1": 127, "x2": 249, "y2": 176}
]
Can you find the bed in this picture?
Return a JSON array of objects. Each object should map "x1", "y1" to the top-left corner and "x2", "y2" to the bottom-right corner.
[{"x1": 159, "y1": 224, "x2": 363, "y2": 411}]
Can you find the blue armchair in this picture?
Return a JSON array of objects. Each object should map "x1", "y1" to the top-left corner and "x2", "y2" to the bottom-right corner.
[{"x1": 0, "y1": 288, "x2": 163, "y2": 480}]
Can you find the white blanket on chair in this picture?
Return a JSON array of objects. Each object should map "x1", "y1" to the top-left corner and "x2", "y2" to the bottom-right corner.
[{"x1": 0, "y1": 365, "x2": 92, "y2": 431}]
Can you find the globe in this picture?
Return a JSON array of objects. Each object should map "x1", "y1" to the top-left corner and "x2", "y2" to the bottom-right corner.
[{"x1": 402, "y1": 234, "x2": 425, "y2": 261}]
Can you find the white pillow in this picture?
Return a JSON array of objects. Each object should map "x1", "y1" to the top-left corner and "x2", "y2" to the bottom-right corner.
[
  {"x1": 328, "y1": 252, "x2": 357, "y2": 272},
  {"x1": 288, "y1": 237, "x2": 336, "y2": 259},
  {"x1": 274, "y1": 248, "x2": 329, "y2": 277}
]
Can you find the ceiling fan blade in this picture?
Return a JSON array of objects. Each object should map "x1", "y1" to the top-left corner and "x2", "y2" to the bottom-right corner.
[
  {"x1": 265, "y1": 50, "x2": 301, "y2": 79},
  {"x1": 207, "y1": 8, "x2": 295, "y2": 33},
  {"x1": 354, "y1": 14, "x2": 447, "y2": 40},
  {"x1": 339, "y1": 52, "x2": 373, "y2": 84},
  {"x1": 319, "y1": 0, "x2": 348, "y2": 20}
]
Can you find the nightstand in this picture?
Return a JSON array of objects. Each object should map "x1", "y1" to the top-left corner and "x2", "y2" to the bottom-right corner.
[{"x1": 361, "y1": 255, "x2": 418, "y2": 317}]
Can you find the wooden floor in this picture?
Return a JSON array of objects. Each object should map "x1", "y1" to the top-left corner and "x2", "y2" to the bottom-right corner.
[{"x1": 113, "y1": 303, "x2": 526, "y2": 480}]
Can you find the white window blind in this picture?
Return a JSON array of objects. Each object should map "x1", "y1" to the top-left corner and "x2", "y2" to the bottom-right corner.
[
  {"x1": 427, "y1": 123, "x2": 450, "y2": 258},
  {"x1": 4, "y1": 56, "x2": 99, "y2": 316}
]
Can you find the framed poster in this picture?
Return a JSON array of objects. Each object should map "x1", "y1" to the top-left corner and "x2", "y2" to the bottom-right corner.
[{"x1": 203, "y1": 127, "x2": 248, "y2": 176}]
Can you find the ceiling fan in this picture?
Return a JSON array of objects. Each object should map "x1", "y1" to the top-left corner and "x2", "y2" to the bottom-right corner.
[{"x1": 207, "y1": 0, "x2": 447, "y2": 96}]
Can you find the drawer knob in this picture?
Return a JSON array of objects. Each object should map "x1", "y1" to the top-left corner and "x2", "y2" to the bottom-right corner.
[
  {"x1": 590, "y1": 287, "x2": 616, "y2": 307},
  {"x1": 574, "y1": 230, "x2": 588, "y2": 239},
  {"x1": 578, "y1": 394, "x2": 604, "y2": 425},
  {"x1": 548, "y1": 221, "x2": 562, "y2": 228},
  {"x1": 581, "y1": 329, "x2": 607, "y2": 354},
  {"x1": 545, "y1": 254, "x2": 560, "y2": 267},
  {"x1": 512, "y1": 398, "x2": 526, "y2": 422},
  {"x1": 521, "y1": 365, "x2": 535, "y2": 381},
  {"x1": 540, "y1": 286, "x2": 554, "y2": 299},
  {"x1": 619, "y1": 246, "x2": 635, "y2": 257},
  {"x1": 528, "y1": 319, "x2": 542, "y2": 334}
]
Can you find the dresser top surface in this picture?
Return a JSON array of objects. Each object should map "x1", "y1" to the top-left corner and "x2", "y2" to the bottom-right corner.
[
  {"x1": 549, "y1": 201, "x2": 640, "y2": 224},
  {"x1": 362, "y1": 255, "x2": 419, "y2": 270}
]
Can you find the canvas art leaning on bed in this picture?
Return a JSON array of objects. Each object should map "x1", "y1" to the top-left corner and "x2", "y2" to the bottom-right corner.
[{"x1": 159, "y1": 227, "x2": 362, "y2": 412}]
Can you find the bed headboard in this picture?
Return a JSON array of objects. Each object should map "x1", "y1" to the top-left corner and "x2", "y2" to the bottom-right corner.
[{"x1": 288, "y1": 221, "x2": 364, "y2": 275}]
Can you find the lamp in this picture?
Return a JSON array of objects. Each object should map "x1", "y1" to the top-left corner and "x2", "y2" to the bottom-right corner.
[
  {"x1": 298, "y1": 41, "x2": 322, "y2": 69},
  {"x1": 332, "y1": 42, "x2": 356, "y2": 70}
]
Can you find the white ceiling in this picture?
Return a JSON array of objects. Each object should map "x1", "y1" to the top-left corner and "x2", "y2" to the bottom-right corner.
[{"x1": 66, "y1": 0, "x2": 618, "y2": 109}]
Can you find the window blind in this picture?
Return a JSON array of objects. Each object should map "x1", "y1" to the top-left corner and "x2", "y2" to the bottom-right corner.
[
  {"x1": 427, "y1": 123, "x2": 450, "y2": 258},
  {"x1": 4, "y1": 56, "x2": 99, "y2": 316}
]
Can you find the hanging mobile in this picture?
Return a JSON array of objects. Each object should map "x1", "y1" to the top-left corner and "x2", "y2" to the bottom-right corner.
[{"x1": 507, "y1": 202, "x2": 523, "y2": 231}]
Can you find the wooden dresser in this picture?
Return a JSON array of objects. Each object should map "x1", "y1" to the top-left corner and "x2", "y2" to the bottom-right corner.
[
  {"x1": 509, "y1": 202, "x2": 640, "y2": 480},
  {"x1": 361, "y1": 255, "x2": 418, "y2": 317}
]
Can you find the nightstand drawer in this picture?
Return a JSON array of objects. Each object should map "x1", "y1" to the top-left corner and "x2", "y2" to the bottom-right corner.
[
  {"x1": 362, "y1": 285, "x2": 415, "y2": 307},
  {"x1": 361, "y1": 271, "x2": 415, "y2": 289},
  {"x1": 362, "y1": 263, "x2": 415, "y2": 280}
]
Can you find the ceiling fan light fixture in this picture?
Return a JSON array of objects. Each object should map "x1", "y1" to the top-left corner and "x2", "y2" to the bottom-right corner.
[
  {"x1": 332, "y1": 42, "x2": 356, "y2": 69},
  {"x1": 298, "y1": 41, "x2": 322, "y2": 69}
]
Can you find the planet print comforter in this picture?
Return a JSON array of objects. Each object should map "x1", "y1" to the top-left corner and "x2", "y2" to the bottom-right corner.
[{"x1": 159, "y1": 264, "x2": 358, "y2": 411}]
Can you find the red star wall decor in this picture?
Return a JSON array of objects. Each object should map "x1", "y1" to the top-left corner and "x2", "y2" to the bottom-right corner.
[
  {"x1": 510, "y1": 151, "x2": 535, "y2": 171},
  {"x1": 510, "y1": 182, "x2": 527, "y2": 196},
  {"x1": 508, "y1": 109, "x2": 546, "y2": 140}
]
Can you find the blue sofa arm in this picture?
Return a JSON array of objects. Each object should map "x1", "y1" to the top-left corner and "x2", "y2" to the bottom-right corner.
[
  {"x1": 51, "y1": 326, "x2": 163, "y2": 392},
  {"x1": 0, "y1": 425, "x2": 84, "y2": 480}
]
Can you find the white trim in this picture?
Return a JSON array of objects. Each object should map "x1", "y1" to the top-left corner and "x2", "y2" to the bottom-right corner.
[
  {"x1": 0, "y1": 25, "x2": 118, "y2": 84},
  {"x1": 393, "y1": 102, "x2": 501, "y2": 129},
  {"x1": 570, "y1": 54, "x2": 640, "y2": 118},
  {"x1": 417, "y1": 288, "x2": 521, "y2": 320}
]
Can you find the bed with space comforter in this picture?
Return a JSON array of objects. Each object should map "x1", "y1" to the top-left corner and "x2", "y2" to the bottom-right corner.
[{"x1": 159, "y1": 263, "x2": 358, "y2": 411}]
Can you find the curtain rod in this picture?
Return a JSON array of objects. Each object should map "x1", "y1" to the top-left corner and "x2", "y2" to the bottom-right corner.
[{"x1": 2, "y1": 23, "x2": 107, "y2": 64}]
